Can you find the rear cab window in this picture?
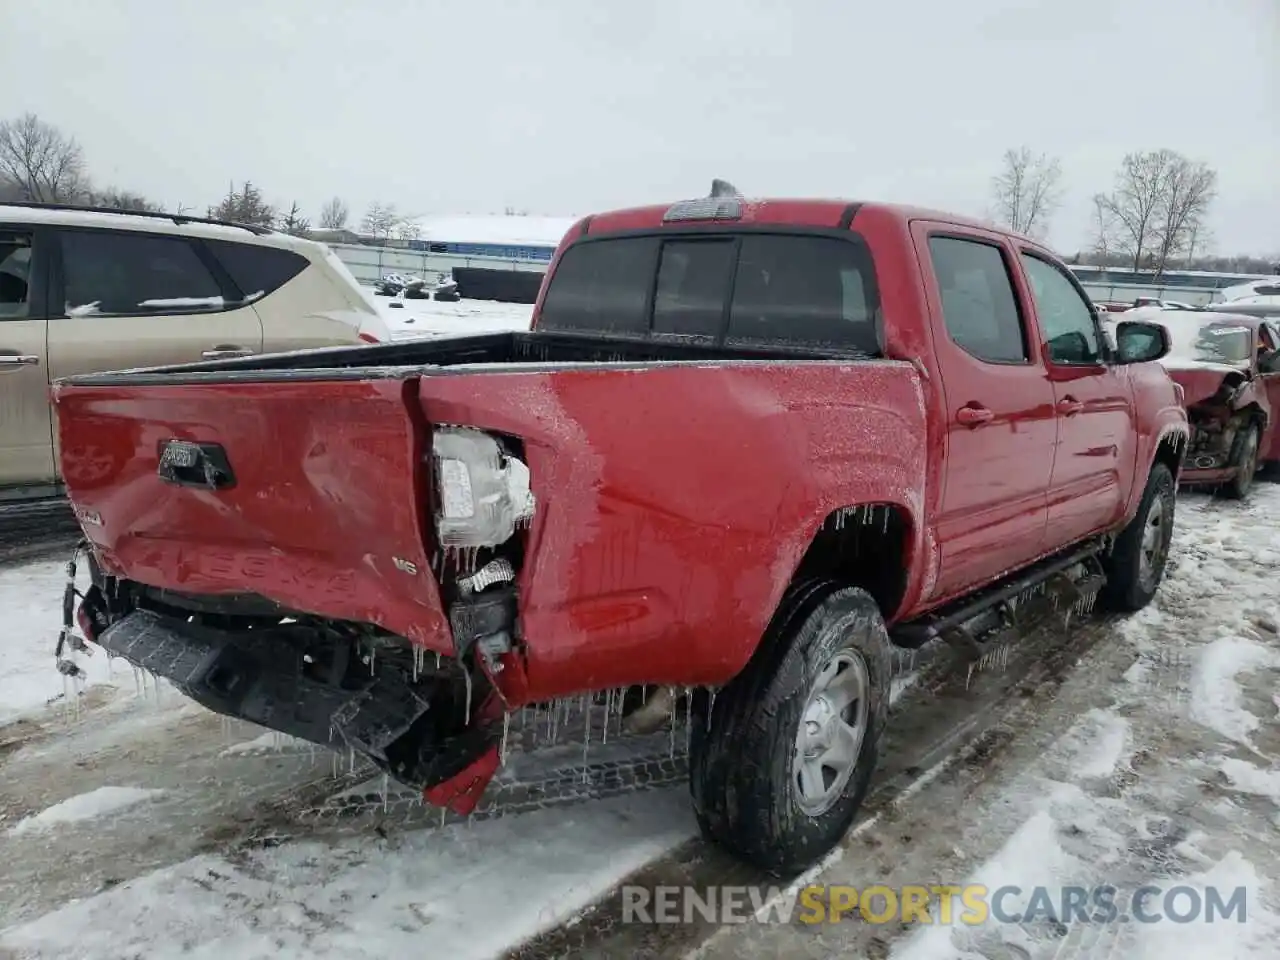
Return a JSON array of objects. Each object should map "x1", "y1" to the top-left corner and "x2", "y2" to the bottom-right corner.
[{"x1": 537, "y1": 231, "x2": 879, "y2": 352}]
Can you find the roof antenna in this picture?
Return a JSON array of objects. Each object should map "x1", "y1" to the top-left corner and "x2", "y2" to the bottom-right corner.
[{"x1": 708, "y1": 179, "x2": 743, "y2": 199}]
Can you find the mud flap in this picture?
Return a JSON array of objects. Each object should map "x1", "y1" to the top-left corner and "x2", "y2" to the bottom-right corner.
[{"x1": 422, "y1": 744, "x2": 501, "y2": 815}]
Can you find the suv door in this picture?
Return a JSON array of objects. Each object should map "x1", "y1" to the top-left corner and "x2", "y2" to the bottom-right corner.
[
  {"x1": 0, "y1": 226, "x2": 56, "y2": 493},
  {"x1": 913, "y1": 224, "x2": 1057, "y2": 600},
  {"x1": 1017, "y1": 249, "x2": 1135, "y2": 546},
  {"x1": 45, "y1": 228, "x2": 264, "y2": 473}
]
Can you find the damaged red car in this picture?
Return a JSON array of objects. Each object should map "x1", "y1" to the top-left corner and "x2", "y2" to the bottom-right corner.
[
  {"x1": 50, "y1": 193, "x2": 1188, "y2": 876},
  {"x1": 1120, "y1": 309, "x2": 1280, "y2": 498}
]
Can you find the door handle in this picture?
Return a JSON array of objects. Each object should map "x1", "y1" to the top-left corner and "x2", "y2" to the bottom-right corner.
[
  {"x1": 1057, "y1": 396, "x2": 1084, "y2": 416},
  {"x1": 956, "y1": 405, "x2": 994, "y2": 426},
  {"x1": 0, "y1": 354, "x2": 39, "y2": 366},
  {"x1": 201, "y1": 346, "x2": 255, "y2": 360}
]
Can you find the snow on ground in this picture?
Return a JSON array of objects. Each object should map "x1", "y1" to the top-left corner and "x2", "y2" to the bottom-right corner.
[
  {"x1": 372, "y1": 292, "x2": 534, "y2": 340},
  {"x1": 7, "y1": 787, "x2": 164, "y2": 837},
  {"x1": 0, "y1": 559, "x2": 121, "y2": 728},
  {"x1": 1, "y1": 792, "x2": 693, "y2": 960},
  {"x1": 883, "y1": 491, "x2": 1280, "y2": 960}
]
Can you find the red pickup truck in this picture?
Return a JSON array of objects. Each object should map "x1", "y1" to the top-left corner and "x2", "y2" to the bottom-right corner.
[{"x1": 52, "y1": 193, "x2": 1188, "y2": 875}]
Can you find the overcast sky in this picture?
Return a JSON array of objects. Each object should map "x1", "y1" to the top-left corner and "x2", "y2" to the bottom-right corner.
[{"x1": 2, "y1": 0, "x2": 1276, "y2": 254}]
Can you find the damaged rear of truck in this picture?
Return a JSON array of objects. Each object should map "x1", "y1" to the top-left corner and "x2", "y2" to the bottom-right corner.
[{"x1": 49, "y1": 195, "x2": 1186, "y2": 874}]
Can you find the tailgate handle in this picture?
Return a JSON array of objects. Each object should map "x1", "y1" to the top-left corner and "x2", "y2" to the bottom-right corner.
[{"x1": 157, "y1": 439, "x2": 237, "y2": 491}]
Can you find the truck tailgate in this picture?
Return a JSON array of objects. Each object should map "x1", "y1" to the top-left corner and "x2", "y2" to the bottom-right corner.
[{"x1": 52, "y1": 375, "x2": 450, "y2": 649}]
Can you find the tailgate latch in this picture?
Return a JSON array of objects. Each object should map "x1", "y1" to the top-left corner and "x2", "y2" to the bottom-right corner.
[{"x1": 157, "y1": 439, "x2": 237, "y2": 490}]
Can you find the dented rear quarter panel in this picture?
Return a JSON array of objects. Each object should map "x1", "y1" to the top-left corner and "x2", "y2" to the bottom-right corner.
[{"x1": 418, "y1": 359, "x2": 927, "y2": 699}]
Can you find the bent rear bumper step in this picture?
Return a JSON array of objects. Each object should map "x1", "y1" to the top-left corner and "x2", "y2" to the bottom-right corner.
[{"x1": 92, "y1": 608, "x2": 489, "y2": 790}]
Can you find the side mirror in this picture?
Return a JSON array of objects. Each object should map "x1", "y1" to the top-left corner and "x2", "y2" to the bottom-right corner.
[{"x1": 1114, "y1": 320, "x2": 1170, "y2": 364}]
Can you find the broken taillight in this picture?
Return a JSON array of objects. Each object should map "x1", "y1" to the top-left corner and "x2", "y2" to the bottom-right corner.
[
  {"x1": 359, "y1": 332, "x2": 381, "y2": 344},
  {"x1": 431, "y1": 427, "x2": 535, "y2": 549}
]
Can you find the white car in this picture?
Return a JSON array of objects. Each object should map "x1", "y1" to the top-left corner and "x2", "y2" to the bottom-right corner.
[{"x1": 1, "y1": 202, "x2": 393, "y2": 497}]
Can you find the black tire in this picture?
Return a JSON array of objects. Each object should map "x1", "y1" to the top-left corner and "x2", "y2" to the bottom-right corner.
[
  {"x1": 689, "y1": 582, "x2": 892, "y2": 876},
  {"x1": 1219, "y1": 422, "x2": 1261, "y2": 500},
  {"x1": 1100, "y1": 462, "x2": 1176, "y2": 612}
]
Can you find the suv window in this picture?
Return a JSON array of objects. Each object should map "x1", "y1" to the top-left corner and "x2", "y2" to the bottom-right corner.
[
  {"x1": 0, "y1": 231, "x2": 33, "y2": 319},
  {"x1": 652, "y1": 239, "x2": 735, "y2": 339},
  {"x1": 1020, "y1": 252, "x2": 1101, "y2": 364},
  {"x1": 929, "y1": 236, "x2": 1027, "y2": 363},
  {"x1": 60, "y1": 230, "x2": 225, "y2": 317},
  {"x1": 204, "y1": 239, "x2": 308, "y2": 300},
  {"x1": 727, "y1": 235, "x2": 878, "y2": 351},
  {"x1": 538, "y1": 237, "x2": 658, "y2": 335}
]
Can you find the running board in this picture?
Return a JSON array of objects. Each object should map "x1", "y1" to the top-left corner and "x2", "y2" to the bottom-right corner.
[{"x1": 890, "y1": 539, "x2": 1107, "y2": 649}]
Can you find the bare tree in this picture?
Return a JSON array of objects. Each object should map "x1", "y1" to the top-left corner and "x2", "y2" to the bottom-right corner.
[
  {"x1": 1088, "y1": 194, "x2": 1117, "y2": 264},
  {"x1": 1094, "y1": 150, "x2": 1170, "y2": 272},
  {"x1": 393, "y1": 218, "x2": 421, "y2": 242},
  {"x1": 989, "y1": 147, "x2": 1063, "y2": 238},
  {"x1": 279, "y1": 201, "x2": 311, "y2": 237},
  {"x1": 361, "y1": 202, "x2": 398, "y2": 239},
  {"x1": 208, "y1": 181, "x2": 276, "y2": 228},
  {"x1": 318, "y1": 196, "x2": 349, "y2": 230},
  {"x1": 1151, "y1": 156, "x2": 1216, "y2": 276},
  {"x1": 0, "y1": 113, "x2": 86, "y2": 203}
]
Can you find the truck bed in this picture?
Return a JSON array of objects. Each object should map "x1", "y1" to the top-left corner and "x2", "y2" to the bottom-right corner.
[
  {"x1": 54, "y1": 329, "x2": 862, "y2": 386},
  {"x1": 51, "y1": 329, "x2": 925, "y2": 701}
]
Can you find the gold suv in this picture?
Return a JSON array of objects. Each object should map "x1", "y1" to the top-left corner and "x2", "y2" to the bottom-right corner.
[{"x1": 0, "y1": 203, "x2": 391, "y2": 500}]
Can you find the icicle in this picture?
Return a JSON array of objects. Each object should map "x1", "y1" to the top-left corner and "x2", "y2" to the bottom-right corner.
[
  {"x1": 602, "y1": 690, "x2": 611, "y2": 745},
  {"x1": 883, "y1": 507, "x2": 890, "y2": 533},
  {"x1": 500, "y1": 712, "x2": 511, "y2": 766},
  {"x1": 349, "y1": 747, "x2": 356, "y2": 774},
  {"x1": 685, "y1": 687, "x2": 693, "y2": 752},
  {"x1": 440, "y1": 807, "x2": 447, "y2": 827},
  {"x1": 582, "y1": 700, "x2": 591, "y2": 783},
  {"x1": 669, "y1": 692, "x2": 677, "y2": 757},
  {"x1": 966, "y1": 662, "x2": 975, "y2": 690},
  {"x1": 463, "y1": 669, "x2": 473, "y2": 723},
  {"x1": 382, "y1": 774, "x2": 389, "y2": 813}
]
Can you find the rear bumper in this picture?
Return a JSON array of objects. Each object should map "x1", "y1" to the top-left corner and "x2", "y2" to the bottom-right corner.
[{"x1": 94, "y1": 607, "x2": 431, "y2": 756}]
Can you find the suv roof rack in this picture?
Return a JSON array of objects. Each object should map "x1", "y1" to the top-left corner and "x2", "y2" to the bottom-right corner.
[{"x1": 0, "y1": 200, "x2": 274, "y2": 236}]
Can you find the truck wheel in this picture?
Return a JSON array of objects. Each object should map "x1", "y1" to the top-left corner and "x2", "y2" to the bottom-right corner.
[
  {"x1": 689, "y1": 582, "x2": 891, "y2": 876},
  {"x1": 1100, "y1": 462, "x2": 1175, "y2": 612},
  {"x1": 1220, "y1": 423, "x2": 1261, "y2": 500}
]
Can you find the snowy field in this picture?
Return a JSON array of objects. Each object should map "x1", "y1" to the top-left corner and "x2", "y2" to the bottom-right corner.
[{"x1": 2, "y1": 488, "x2": 1280, "y2": 958}]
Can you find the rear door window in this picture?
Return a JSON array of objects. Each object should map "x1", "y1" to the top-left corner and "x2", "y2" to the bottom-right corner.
[
  {"x1": 726, "y1": 235, "x2": 879, "y2": 351},
  {"x1": 59, "y1": 230, "x2": 226, "y2": 316},
  {"x1": 537, "y1": 237, "x2": 658, "y2": 336},
  {"x1": 928, "y1": 236, "x2": 1028, "y2": 363},
  {"x1": 652, "y1": 239, "x2": 735, "y2": 339}
]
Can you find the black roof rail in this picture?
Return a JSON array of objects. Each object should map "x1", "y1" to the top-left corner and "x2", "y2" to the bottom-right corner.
[{"x1": 0, "y1": 200, "x2": 274, "y2": 236}]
